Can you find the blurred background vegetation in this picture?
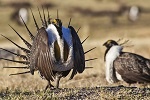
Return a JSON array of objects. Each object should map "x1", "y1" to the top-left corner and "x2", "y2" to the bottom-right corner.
[{"x1": 0, "y1": 0, "x2": 150, "y2": 91}]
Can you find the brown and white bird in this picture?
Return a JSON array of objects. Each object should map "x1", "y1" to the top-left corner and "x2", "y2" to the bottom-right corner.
[
  {"x1": 0, "y1": 9, "x2": 96, "y2": 91},
  {"x1": 103, "y1": 40, "x2": 150, "y2": 85}
]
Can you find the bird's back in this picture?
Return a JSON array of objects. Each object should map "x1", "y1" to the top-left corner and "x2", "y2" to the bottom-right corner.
[{"x1": 114, "y1": 52, "x2": 150, "y2": 83}]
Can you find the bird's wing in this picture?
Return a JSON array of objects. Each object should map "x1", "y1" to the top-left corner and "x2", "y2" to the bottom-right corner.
[
  {"x1": 114, "y1": 52, "x2": 150, "y2": 83},
  {"x1": 68, "y1": 26, "x2": 85, "y2": 79},
  {"x1": 30, "y1": 27, "x2": 54, "y2": 81}
]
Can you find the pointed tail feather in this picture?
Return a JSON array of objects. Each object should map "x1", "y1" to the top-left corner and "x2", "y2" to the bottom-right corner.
[
  {"x1": 68, "y1": 18, "x2": 72, "y2": 27},
  {"x1": 84, "y1": 47, "x2": 96, "y2": 54},
  {"x1": 42, "y1": 7, "x2": 47, "y2": 28},
  {"x1": 19, "y1": 16, "x2": 35, "y2": 40},
  {"x1": 47, "y1": 8, "x2": 51, "y2": 24},
  {"x1": 3, "y1": 66, "x2": 29, "y2": 69},
  {"x1": 9, "y1": 71, "x2": 31, "y2": 76},
  {"x1": 1, "y1": 34, "x2": 30, "y2": 54},
  {"x1": 0, "y1": 58, "x2": 29, "y2": 65},
  {"x1": 85, "y1": 67, "x2": 93, "y2": 69},
  {"x1": 0, "y1": 48, "x2": 27, "y2": 60},
  {"x1": 38, "y1": 7, "x2": 45, "y2": 27},
  {"x1": 30, "y1": 8, "x2": 39, "y2": 30},
  {"x1": 77, "y1": 27, "x2": 81, "y2": 33},
  {"x1": 8, "y1": 24, "x2": 32, "y2": 49},
  {"x1": 85, "y1": 58, "x2": 98, "y2": 62},
  {"x1": 57, "y1": 9, "x2": 59, "y2": 19},
  {"x1": 82, "y1": 36, "x2": 89, "y2": 44}
]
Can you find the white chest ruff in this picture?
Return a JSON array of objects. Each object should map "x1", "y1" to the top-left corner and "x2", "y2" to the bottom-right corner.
[
  {"x1": 46, "y1": 24, "x2": 74, "y2": 71},
  {"x1": 105, "y1": 46, "x2": 123, "y2": 83}
]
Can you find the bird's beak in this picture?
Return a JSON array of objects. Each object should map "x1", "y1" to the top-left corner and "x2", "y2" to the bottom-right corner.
[{"x1": 103, "y1": 42, "x2": 107, "y2": 46}]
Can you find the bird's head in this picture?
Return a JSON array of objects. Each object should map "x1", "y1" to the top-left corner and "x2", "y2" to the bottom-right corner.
[
  {"x1": 103, "y1": 40, "x2": 118, "y2": 49},
  {"x1": 52, "y1": 19, "x2": 62, "y2": 28},
  {"x1": 52, "y1": 19, "x2": 63, "y2": 38}
]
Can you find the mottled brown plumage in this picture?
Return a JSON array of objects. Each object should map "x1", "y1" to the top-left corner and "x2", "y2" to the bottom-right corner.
[
  {"x1": 1, "y1": 8, "x2": 96, "y2": 91},
  {"x1": 114, "y1": 52, "x2": 150, "y2": 84},
  {"x1": 103, "y1": 40, "x2": 150, "y2": 85}
]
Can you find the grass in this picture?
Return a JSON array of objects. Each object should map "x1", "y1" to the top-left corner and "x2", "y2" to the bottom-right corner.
[
  {"x1": 0, "y1": 0, "x2": 150, "y2": 99},
  {"x1": 0, "y1": 87, "x2": 150, "y2": 99}
]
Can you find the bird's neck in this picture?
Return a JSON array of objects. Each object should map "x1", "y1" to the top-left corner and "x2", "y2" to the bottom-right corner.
[
  {"x1": 56, "y1": 26, "x2": 63, "y2": 38},
  {"x1": 104, "y1": 48, "x2": 110, "y2": 62}
]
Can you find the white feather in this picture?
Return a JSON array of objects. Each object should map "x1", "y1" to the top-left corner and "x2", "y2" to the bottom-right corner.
[
  {"x1": 105, "y1": 45, "x2": 123, "y2": 83},
  {"x1": 46, "y1": 24, "x2": 74, "y2": 71},
  {"x1": 116, "y1": 72, "x2": 123, "y2": 81},
  {"x1": 46, "y1": 24, "x2": 61, "y2": 62},
  {"x1": 62, "y1": 26, "x2": 74, "y2": 63},
  {"x1": 46, "y1": 24, "x2": 60, "y2": 45}
]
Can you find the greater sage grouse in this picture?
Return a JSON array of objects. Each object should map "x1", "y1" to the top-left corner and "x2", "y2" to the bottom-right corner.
[
  {"x1": 103, "y1": 40, "x2": 150, "y2": 85},
  {"x1": 0, "y1": 9, "x2": 96, "y2": 91}
]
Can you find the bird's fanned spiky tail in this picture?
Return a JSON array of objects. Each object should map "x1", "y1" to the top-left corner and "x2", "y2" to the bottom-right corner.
[
  {"x1": 30, "y1": 8, "x2": 39, "y2": 30},
  {"x1": 42, "y1": 7, "x2": 48, "y2": 28},
  {"x1": 38, "y1": 7, "x2": 44, "y2": 27},
  {"x1": 9, "y1": 71, "x2": 31, "y2": 76},
  {"x1": 1, "y1": 8, "x2": 97, "y2": 90},
  {"x1": 0, "y1": 48, "x2": 27, "y2": 60},
  {"x1": 1, "y1": 9, "x2": 38, "y2": 77},
  {"x1": 82, "y1": 36, "x2": 89, "y2": 44},
  {"x1": 47, "y1": 8, "x2": 51, "y2": 24},
  {"x1": 3, "y1": 66, "x2": 29, "y2": 69},
  {"x1": 0, "y1": 58, "x2": 29, "y2": 65},
  {"x1": 1, "y1": 35, "x2": 30, "y2": 54},
  {"x1": 85, "y1": 58, "x2": 98, "y2": 62},
  {"x1": 20, "y1": 15, "x2": 35, "y2": 40},
  {"x1": 8, "y1": 25, "x2": 32, "y2": 49},
  {"x1": 84, "y1": 47, "x2": 96, "y2": 54}
]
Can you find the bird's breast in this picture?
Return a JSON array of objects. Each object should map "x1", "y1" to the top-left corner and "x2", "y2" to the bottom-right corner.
[
  {"x1": 46, "y1": 24, "x2": 74, "y2": 69},
  {"x1": 106, "y1": 46, "x2": 123, "y2": 63},
  {"x1": 105, "y1": 46, "x2": 123, "y2": 83}
]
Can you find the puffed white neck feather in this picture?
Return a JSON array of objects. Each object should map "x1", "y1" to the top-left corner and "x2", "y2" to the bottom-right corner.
[{"x1": 105, "y1": 45, "x2": 123, "y2": 83}]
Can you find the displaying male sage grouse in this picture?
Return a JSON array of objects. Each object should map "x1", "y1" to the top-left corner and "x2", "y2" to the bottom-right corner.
[
  {"x1": 103, "y1": 40, "x2": 150, "y2": 85},
  {"x1": 0, "y1": 9, "x2": 96, "y2": 91}
]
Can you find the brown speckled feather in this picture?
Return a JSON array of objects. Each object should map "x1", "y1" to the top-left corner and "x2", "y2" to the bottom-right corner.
[
  {"x1": 114, "y1": 52, "x2": 150, "y2": 83},
  {"x1": 30, "y1": 27, "x2": 54, "y2": 81}
]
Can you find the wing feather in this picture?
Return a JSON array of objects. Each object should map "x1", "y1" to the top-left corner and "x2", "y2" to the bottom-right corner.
[
  {"x1": 30, "y1": 27, "x2": 54, "y2": 81},
  {"x1": 114, "y1": 52, "x2": 150, "y2": 83},
  {"x1": 68, "y1": 26, "x2": 85, "y2": 79}
]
